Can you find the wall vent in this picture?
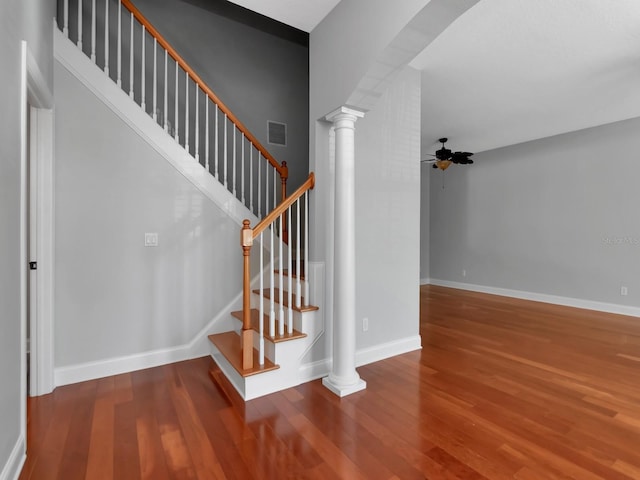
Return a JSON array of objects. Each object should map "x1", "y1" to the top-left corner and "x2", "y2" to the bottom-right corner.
[{"x1": 268, "y1": 121, "x2": 287, "y2": 146}]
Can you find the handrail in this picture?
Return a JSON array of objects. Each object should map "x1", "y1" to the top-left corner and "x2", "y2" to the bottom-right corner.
[
  {"x1": 120, "y1": 0, "x2": 288, "y2": 180},
  {"x1": 253, "y1": 173, "x2": 314, "y2": 239}
]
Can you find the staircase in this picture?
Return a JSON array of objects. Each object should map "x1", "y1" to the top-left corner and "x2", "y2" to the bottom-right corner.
[{"x1": 56, "y1": 0, "x2": 319, "y2": 400}]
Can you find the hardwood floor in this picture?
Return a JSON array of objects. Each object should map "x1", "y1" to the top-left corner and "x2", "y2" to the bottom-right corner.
[{"x1": 20, "y1": 285, "x2": 640, "y2": 479}]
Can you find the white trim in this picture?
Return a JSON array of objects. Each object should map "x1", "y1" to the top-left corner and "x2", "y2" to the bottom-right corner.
[
  {"x1": 429, "y1": 279, "x2": 640, "y2": 318},
  {"x1": 298, "y1": 334, "x2": 423, "y2": 384},
  {"x1": 420, "y1": 277, "x2": 431, "y2": 285},
  {"x1": 55, "y1": 343, "x2": 196, "y2": 386},
  {"x1": 0, "y1": 435, "x2": 25, "y2": 480},
  {"x1": 355, "y1": 335, "x2": 422, "y2": 366},
  {"x1": 29, "y1": 108, "x2": 55, "y2": 396},
  {"x1": 54, "y1": 28, "x2": 258, "y2": 228},
  {"x1": 18, "y1": 40, "x2": 28, "y2": 466}
]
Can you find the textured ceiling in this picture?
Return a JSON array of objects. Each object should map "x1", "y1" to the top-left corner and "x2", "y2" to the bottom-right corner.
[{"x1": 228, "y1": 0, "x2": 640, "y2": 155}]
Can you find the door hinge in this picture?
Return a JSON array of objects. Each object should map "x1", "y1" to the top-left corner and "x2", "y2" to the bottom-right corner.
[{"x1": 29, "y1": 261, "x2": 37, "y2": 270}]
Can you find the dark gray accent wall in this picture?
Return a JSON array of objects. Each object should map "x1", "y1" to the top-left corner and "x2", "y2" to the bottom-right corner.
[
  {"x1": 429, "y1": 116, "x2": 640, "y2": 307},
  {"x1": 131, "y1": 0, "x2": 310, "y2": 191}
]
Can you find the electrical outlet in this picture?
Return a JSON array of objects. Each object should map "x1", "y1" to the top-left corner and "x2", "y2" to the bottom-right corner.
[
  {"x1": 462, "y1": 269, "x2": 466, "y2": 277},
  {"x1": 621, "y1": 286, "x2": 628, "y2": 296},
  {"x1": 363, "y1": 317, "x2": 369, "y2": 332}
]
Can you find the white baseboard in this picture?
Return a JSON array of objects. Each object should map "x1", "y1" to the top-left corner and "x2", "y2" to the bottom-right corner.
[
  {"x1": 420, "y1": 277, "x2": 431, "y2": 285},
  {"x1": 0, "y1": 435, "x2": 25, "y2": 480},
  {"x1": 429, "y1": 278, "x2": 640, "y2": 318},
  {"x1": 298, "y1": 334, "x2": 423, "y2": 384},
  {"x1": 356, "y1": 335, "x2": 422, "y2": 366},
  {"x1": 54, "y1": 344, "x2": 195, "y2": 386}
]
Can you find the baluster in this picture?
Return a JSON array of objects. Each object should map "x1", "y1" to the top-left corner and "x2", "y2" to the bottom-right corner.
[
  {"x1": 259, "y1": 232, "x2": 265, "y2": 365},
  {"x1": 129, "y1": 12, "x2": 134, "y2": 98},
  {"x1": 152, "y1": 39, "x2": 157, "y2": 121},
  {"x1": 257, "y1": 151, "x2": 262, "y2": 216},
  {"x1": 214, "y1": 105, "x2": 219, "y2": 179},
  {"x1": 90, "y1": 0, "x2": 96, "y2": 62},
  {"x1": 269, "y1": 225, "x2": 275, "y2": 338},
  {"x1": 195, "y1": 87, "x2": 199, "y2": 161},
  {"x1": 278, "y1": 217, "x2": 284, "y2": 336},
  {"x1": 185, "y1": 72, "x2": 189, "y2": 153},
  {"x1": 223, "y1": 116, "x2": 228, "y2": 188},
  {"x1": 163, "y1": 50, "x2": 168, "y2": 130},
  {"x1": 232, "y1": 127, "x2": 237, "y2": 196},
  {"x1": 265, "y1": 162, "x2": 269, "y2": 215},
  {"x1": 205, "y1": 100, "x2": 209, "y2": 170},
  {"x1": 304, "y1": 191, "x2": 310, "y2": 305},
  {"x1": 104, "y1": 0, "x2": 109, "y2": 75},
  {"x1": 296, "y1": 199, "x2": 301, "y2": 309},
  {"x1": 117, "y1": 0, "x2": 121, "y2": 87},
  {"x1": 63, "y1": 0, "x2": 69, "y2": 36},
  {"x1": 141, "y1": 25, "x2": 146, "y2": 111},
  {"x1": 273, "y1": 164, "x2": 277, "y2": 210},
  {"x1": 241, "y1": 134, "x2": 245, "y2": 205},
  {"x1": 174, "y1": 60, "x2": 179, "y2": 142},
  {"x1": 287, "y1": 205, "x2": 293, "y2": 332},
  {"x1": 250, "y1": 146, "x2": 254, "y2": 213},
  {"x1": 77, "y1": 0, "x2": 82, "y2": 50}
]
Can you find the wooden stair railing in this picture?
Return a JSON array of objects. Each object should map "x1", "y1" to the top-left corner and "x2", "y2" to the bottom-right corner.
[
  {"x1": 58, "y1": 0, "x2": 289, "y2": 231},
  {"x1": 240, "y1": 173, "x2": 315, "y2": 369}
]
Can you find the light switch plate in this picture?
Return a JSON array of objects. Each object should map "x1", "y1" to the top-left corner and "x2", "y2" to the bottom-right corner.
[{"x1": 145, "y1": 232, "x2": 158, "y2": 247}]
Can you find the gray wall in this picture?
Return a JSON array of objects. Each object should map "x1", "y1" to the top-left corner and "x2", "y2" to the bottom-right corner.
[
  {"x1": 54, "y1": 60, "x2": 247, "y2": 367},
  {"x1": 0, "y1": 0, "x2": 54, "y2": 474},
  {"x1": 420, "y1": 162, "x2": 430, "y2": 281},
  {"x1": 129, "y1": 0, "x2": 310, "y2": 192},
  {"x1": 429, "y1": 116, "x2": 640, "y2": 306}
]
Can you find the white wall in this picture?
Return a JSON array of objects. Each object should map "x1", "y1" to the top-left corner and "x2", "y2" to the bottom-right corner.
[
  {"x1": 54, "y1": 61, "x2": 244, "y2": 370},
  {"x1": 308, "y1": 1, "x2": 426, "y2": 366},
  {"x1": 429, "y1": 116, "x2": 640, "y2": 309},
  {"x1": 354, "y1": 66, "x2": 422, "y2": 349},
  {"x1": 0, "y1": 0, "x2": 53, "y2": 477}
]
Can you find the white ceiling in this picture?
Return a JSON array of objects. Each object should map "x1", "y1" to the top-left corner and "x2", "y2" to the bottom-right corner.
[
  {"x1": 225, "y1": 0, "x2": 341, "y2": 32},
  {"x1": 228, "y1": 0, "x2": 640, "y2": 155}
]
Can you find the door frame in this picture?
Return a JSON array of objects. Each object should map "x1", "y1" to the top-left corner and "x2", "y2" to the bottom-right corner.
[{"x1": 21, "y1": 41, "x2": 55, "y2": 400}]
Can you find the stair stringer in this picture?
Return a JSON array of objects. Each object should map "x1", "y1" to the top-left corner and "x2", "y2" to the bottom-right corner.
[{"x1": 53, "y1": 28, "x2": 259, "y2": 228}]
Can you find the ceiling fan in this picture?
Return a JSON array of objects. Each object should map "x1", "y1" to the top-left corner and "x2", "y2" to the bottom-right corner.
[{"x1": 423, "y1": 138, "x2": 474, "y2": 170}]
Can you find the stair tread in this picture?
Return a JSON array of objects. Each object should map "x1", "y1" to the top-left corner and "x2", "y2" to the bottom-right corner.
[
  {"x1": 231, "y1": 310, "x2": 307, "y2": 343},
  {"x1": 274, "y1": 269, "x2": 306, "y2": 281},
  {"x1": 252, "y1": 288, "x2": 319, "y2": 312},
  {"x1": 208, "y1": 332, "x2": 279, "y2": 377}
]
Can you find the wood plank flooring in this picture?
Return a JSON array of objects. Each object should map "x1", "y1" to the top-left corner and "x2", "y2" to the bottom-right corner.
[{"x1": 20, "y1": 285, "x2": 640, "y2": 479}]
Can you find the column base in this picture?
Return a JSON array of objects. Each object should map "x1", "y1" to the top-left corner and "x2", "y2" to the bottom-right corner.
[{"x1": 322, "y1": 375, "x2": 367, "y2": 397}]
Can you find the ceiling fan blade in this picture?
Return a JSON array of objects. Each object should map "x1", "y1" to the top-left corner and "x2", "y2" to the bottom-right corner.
[{"x1": 421, "y1": 158, "x2": 437, "y2": 163}]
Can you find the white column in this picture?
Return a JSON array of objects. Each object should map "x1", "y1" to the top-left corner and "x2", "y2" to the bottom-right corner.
[{"x1": 322, "y1": 106, "x2": 366, "y2": 397}]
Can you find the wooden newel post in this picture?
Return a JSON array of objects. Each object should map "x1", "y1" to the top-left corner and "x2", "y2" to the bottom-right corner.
[
  {"x1": 280, "y1": 161, "x2": 289, "y2": 243},
  {"x1": 241, "y1": 219, "x2": 254, "y2": 370}
]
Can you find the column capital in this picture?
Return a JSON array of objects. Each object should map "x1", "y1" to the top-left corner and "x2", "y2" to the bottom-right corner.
[{"x1": 324, "y1": 105, "x2": 366, "y2": 125}]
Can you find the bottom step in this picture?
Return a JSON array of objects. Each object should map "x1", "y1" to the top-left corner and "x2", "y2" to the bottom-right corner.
[{"x1": 208, "y1": 331, "x2": 279, "y2": 377}]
